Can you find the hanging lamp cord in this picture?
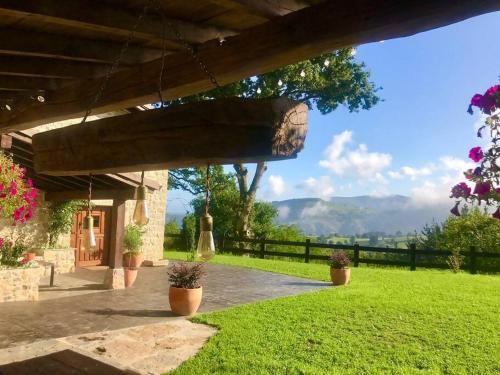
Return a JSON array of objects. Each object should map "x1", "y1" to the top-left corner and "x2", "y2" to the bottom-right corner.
[
  {"x1": 141, "y1": 170, "x2": 145, "y2": 185},
  {"x1": 88, "y1": 174, "x2": 93, "y2": 215},
  {"x1": 205, "y1": 165, "x2": 211, "y2": 215}
]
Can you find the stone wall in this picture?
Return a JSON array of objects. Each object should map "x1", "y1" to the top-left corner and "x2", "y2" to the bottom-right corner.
[
  {"x1": 43, "y1": 248, "x2": 76, "y2": 274},
  {"x1": 0, "y1": 267, "x2": 43, "y2": 302}
]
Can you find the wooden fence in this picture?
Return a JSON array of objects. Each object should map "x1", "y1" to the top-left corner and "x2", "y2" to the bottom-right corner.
[{"x1": 165, "y1": 234, "x2": 500, "y2": 274}]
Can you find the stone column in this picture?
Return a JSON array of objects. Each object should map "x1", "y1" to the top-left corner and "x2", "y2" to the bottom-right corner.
[{"x1": 103, "y1": 198, "x2": 126, "y2": 289}]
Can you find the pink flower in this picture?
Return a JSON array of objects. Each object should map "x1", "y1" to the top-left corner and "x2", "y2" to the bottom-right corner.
[
  {"x1": 450, "y1": 182, "x2": 471, "y2": 199},
  {"x1": 473, "y1": 181, "x2": 491, "y2": 197},
  {"x1": 9, "y1": 181, "x2": 17, "y2": 196},
  {"x1": 450, "y1": 202, "x2": 460, "y2": 216},
  {"x1": 0, "y1": 238, "x2": 3, "y2": 247},
  {"x1": 468, "y1": 85, "x2": 499, "y2": 114},
  {"x1": 468, "y1": 147, "x2": 484, "y2": 163},
  {"x1": 493, "y1": 208, "x2": 500, "y2": 220}
]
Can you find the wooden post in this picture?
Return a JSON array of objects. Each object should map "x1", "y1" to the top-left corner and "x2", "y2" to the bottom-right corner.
[
  {"x1": 469, "y1": 246, "x2": 477, "y2": 275},
  {"x1": 1, "y1": 134, "x2": 12, "y2": 149},
  {"x1": 354, "y1": 244, "x2": 360, "y2": 267},
  {"x1": 304, "y1": 239, "x2": 311, "y2": 263},
  {"x1": 259, "y1": 239, "x2": 266, "y2": 259},
  {"x1": 409, "y1": 243, "x2": 416, "y2": 271},
  {"x1": 109, "y1": 198, "x2": 126, "y2": 269}
]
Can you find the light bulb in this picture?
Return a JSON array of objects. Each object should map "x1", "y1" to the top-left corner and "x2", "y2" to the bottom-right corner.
[
  {"x1": 324, "y1": 59, "x2": 330, "y2": 67},
  {"x1": 133, "y1": 185, "x2": 150, "y2": 226},
  {"x1": 278, "y1": 79, "x2": 283, "y2": 86},
  {"x1": 5, "y1": 104, "x2": 11, "y2": 111},
  {"x1": 300, "y1": 70, "x2": 305, "y2": 77},
  {"x1": 37, "y1": 95, "x2": 45, "y2": 102},
  {"x1": 196, "y1": 214, "x2": 215, "y2": 261},
  {"x1": 81, "y1": 215, "x2": 96, "y2": 252},
  {"x1": 256, "y1": 87, "x2": 261, "y2": 94},
  {"x1": 350, "y1": 48, "x2": 357, "y2": 56}
]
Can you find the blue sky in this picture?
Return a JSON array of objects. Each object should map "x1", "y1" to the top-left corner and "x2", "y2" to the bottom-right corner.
[{"x1": 168, "y1": 12, "x2": 500, "y2": 214}]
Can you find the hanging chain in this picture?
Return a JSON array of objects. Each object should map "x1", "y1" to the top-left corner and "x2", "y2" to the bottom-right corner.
[
  {"x1": 205, "y1": 164, "x2": 211, "y2": 215},
  {"x1": 80, "y1": 1, "x2": 154, "y2": 125},
  {"x1": 88, "y1": 174, "x2": 93, "y2": 214}
]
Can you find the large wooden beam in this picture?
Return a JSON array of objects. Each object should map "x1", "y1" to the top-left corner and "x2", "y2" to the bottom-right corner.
[
  {"x1": 45, "y1": 189, "x2": 135, "y2": 202},
  {"x1": 229, "y1": 0, "x2": 309, "y2": 17},
  {"x1": 2, "y1": 0, "x2": 499, "y2": 131},
  {"x1": 32, "y1": 98, "x2": 308, "y2": 175},
  {"x1": 0, "y1": 0, "x2": 236, "y2": 48}
]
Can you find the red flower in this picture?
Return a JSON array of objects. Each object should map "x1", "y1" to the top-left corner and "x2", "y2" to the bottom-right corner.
[
  {"x1": 468, "y1": 147, "x2": 484, "y2": 163},
  {"x1": 473, "y1": 181, "x2": 491, "y2": 197}
]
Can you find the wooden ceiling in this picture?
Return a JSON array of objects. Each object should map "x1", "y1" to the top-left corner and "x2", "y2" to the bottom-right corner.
[{"x1": 0, "y1": 0, "x2": 498, "y2": 132}]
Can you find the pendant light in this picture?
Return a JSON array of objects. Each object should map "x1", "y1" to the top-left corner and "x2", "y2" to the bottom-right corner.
[
  {"x1": 133, "y1": 171, "x2": 150, "y2": 226},
  {"x1": 81, "y1": 175, "x2": 96, "y2": 252},
  {"x1": 196, "y1": 165, "x2": 215, "y2": 261}
]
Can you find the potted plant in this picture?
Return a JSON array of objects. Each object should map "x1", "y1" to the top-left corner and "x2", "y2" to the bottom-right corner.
[
  {"x1": 330, "y1": 251, "x2": 351, "y2": 285},
  {"x1": 123, "y1": 224, "x2": 144, "y2": 268},
  {"x1": 168, "y1": 262, "x2": 205, "y2": 316}
]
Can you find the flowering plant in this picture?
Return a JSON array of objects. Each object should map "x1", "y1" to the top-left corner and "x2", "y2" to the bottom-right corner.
[
  {"x1": 451, "y1": 84, "x2": 500, "y2": 219},
  {"x1": 0, "y1": 152, "x2": 37, "y2": 225},
  {"x1": 0, "y1": 236, "x2": 30, "y2": 267}
]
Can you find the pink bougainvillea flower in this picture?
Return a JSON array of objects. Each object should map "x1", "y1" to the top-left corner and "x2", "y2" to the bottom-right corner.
[
  {"x1": 9, "y1": 181, "x2": 17, "y2": 196},
  {"x1": 468, "y1": 147, "x2": 484, "y2": 163},
  {"x1": 450, "y1": 202, "x2": 460, "y2": 216},
  {"x1": 0, "y1": 238, "x2": 3, "y2": 247},
  {"x1": 468, "y1": 85, "x2": 499, "y2": 114},
  {"x1": 450, "y1": 182, "x2": 471, "y2": 199},
  {"x1": 473, "y1": 181, "x2": 491, "y2": 197},
  {"x1": 493, "y1": 208, "x2": 500, "y2": 220}
]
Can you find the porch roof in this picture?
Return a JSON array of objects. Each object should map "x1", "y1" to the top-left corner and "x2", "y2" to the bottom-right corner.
[
  {"x1": 6, "y1": 132, "x2": 161, "y2": 200},
  {"x1": 0, "y1": 0, "x2": 498, "y2": 133}
]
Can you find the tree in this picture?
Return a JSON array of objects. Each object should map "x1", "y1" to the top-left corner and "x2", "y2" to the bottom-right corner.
[{"x1": 168, "y1": 48, "x2": 380, "y2": 237}]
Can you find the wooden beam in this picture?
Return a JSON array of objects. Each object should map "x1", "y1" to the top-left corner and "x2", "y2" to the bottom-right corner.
[
  {"x1": 228, "y1": 0, "x2": 309, "y2": 17},
  {"x1": 0, "y1": 77, "x2": 63, "y2": 92},
  {"x1": 0, "y1": 56, "x2": 108, "y2": 79},
  {"x1": 108, "y1": 198, "x2": 126, "y2": 269},
  {"x1": 2, "y1": 0, "x2": 499, "y2": 131},
  {"x1": 32, "y1": 98, "x2": 308, "y2": 175},
  {"x1": 0, "y1": 0, "x2": 236, "y2": 47},
  {"x1": 45, "y1": 189, "x2": 135, "y2": 201},
  {"x1": 0, "y1": 29, "x2": 163, "y2": 65},
  {"x1": 108, "y1": 173, "x2": 162, "y2": 190}
]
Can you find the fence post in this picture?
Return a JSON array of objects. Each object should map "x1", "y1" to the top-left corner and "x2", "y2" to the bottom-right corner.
[
  {"x1": 469, "y1": 246, "x2": 477, "y2": 275},
  {"x1": 353, "y1": 244, "x2": 359, "y2": 267},
  {"x1": 259, "y1": 239, "x2": 266, "y2": 259},
  {"x1": 409, "y1": 243, "x2": 416, "y2": 271},
  {"x1": 304, "y1": 239, "x2": 311, "y2": 263}
]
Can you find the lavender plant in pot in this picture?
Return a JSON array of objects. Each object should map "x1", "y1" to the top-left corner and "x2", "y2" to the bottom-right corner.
[
  {"x1": 330, "y1": 251, "x2": 351, "y2": 285},
  {"x1": 168, "y1": 262, "x2": 205, "y2": 316}
]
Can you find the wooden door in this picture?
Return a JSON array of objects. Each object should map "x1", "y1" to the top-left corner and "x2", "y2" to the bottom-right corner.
[{"x1": 71, "y1": 207, "x2": 111, "y2": 267}]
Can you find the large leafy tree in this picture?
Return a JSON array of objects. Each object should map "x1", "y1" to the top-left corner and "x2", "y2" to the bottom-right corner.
[{"x1": 168, "y1": 48, "x2": 380, "y2": 237}]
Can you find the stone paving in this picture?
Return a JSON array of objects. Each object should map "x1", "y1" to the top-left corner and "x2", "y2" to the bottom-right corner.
[{"x1": 0, "y1": 262, "x2": 330, "y2": 373}]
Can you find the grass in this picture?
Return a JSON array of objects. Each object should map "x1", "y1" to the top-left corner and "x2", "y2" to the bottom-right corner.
[{"x1": 165, "y1": 251, "x2": 500, "y2": 375}]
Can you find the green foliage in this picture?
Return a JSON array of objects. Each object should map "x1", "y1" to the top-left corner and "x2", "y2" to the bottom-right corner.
[
  {"x1": 164, "y1": 219, "x2": 183, "y2": 251},
  {"x1": 250, "y1": 202, "x2": 278, "y2": 239},
  {"x1": 0, "y1": 238, "x2": 28, "y2": 267},
  {"x1": 166, "y1": 253, "x2": 499, "y2": 375},
  {"x1": 47, "y1": 200, "x2": 85, "y2": 248},
  {"x1": 169, "y1": 166, "x2": 235, "y2": 196},
  {"x1": 414, "y1": 221, "x2": 445, "y2": 249},
  {"x1": 165, "y1": 219, "x2": 180, "y2": 235},
  {"x1": 181, "y1": 213, "x2": 197, "y2": 252},
  {"x1": 123, "y1": 224, "x2": 143, "y2": 254}
]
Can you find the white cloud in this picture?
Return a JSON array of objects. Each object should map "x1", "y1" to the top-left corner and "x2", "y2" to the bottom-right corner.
[
  {"x1": 319, "y1": 130, "x2": 392, "y2": 179},
  {"x1": 268, "y1": 175, "x2": 286, "y2": 197},
  {"x1": 278, "y1": 206, "x2": 290, "y2": 220},
  {"x1": 300, "y1": 201, "x2": 330, "y2": 218},
  {"x1": 439, "y1": 156, "x2": 474, "y2": 173},
  {"x1": 296, "y1": 176, "x2": 335, "y2": 199},
  {"x1": 388, "y1": 165, "x2": 434, "y2": 180}
]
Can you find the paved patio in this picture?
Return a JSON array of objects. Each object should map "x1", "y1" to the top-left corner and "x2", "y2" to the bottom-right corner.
[{"x1": 0, "y1": 262, "x2": 329, "y2": 373}]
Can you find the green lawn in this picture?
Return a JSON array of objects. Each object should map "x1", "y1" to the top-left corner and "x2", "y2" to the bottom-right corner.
[{"x1": 165, "y1": 251, "x2": 500, "y2": 375}]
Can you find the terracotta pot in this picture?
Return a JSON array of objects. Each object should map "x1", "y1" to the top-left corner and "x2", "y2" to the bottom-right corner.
[
  {"x1": 25, "y1": 252, "x2": 36, "y2": 261},
  {"x1": 124, "y1": 267, "x2": 138, "y2": 287},
  {"x1": 169, "y1": 286, "x2": 203, "y2": 316},
  {"x1": 330, "y1": 267, "x2": 351, "y2": 286},
  {"x1": 123, "y1": 253, "x2": 144, "y2": 268}
]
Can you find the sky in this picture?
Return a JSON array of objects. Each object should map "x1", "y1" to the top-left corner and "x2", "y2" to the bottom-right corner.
[{"x1": 167, "y1": 12, "x2": 500, "y2": 214}]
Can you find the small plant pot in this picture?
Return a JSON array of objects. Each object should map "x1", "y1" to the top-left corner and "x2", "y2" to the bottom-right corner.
[
  {"x1": 124, "y1": 267, "x2": 138, "y2": 287},
  {"x1": 123, "y1": 253, "x2": 144, "y2": 268},
  {"x1": 25, "y1": 252, "x2": 36, "y2": 261},
  {"x1": 330, "y1": 267, "x2": 351, "y2": 286},
  {"x1": 169, "y1": 286, "x2": 202, "y2": 316}
]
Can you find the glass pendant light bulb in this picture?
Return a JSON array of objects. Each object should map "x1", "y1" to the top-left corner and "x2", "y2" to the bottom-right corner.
[
  {"x1": 196, "y1": 213, "x2": 215, "y2": 261},
  {"x1": 256, "y1": 87, "x2": 261, "y2": 94},
  {"x1": 324, "y1": 59, "x2": 330, "y2": 67},
  {"x1": 300, "y1": 70, "x2": 305, "y2": 77},
  {"x1": 81, "y1": 215, "x2": 96, "y2": 252},
  {"x1": 133, "y1": 185, "x2": 150, "y2": 226},
  {"x1": 278, "y1": 79, "x2": 283, "y2": 86}
]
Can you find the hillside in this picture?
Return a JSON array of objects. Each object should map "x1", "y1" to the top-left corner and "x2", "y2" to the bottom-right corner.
[{"x1": 272, "y1": 195, "x2": 450, "y2": 236}]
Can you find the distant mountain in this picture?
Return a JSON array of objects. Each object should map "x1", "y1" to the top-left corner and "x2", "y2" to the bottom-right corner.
[{"x1": 272, "y1": 195, "x2": 450, "y2": 236}]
